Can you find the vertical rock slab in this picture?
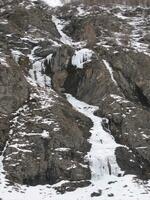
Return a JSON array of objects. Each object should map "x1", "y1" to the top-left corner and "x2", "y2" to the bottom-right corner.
[{"x1": 0, "y1": 59, "x2": 29, "y2": 114}]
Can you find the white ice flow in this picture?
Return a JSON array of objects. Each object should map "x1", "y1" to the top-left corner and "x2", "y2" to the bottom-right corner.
[
  {"x1": 27, "y1": 46, "x2": 51, "y2": 88},
  {"x1": 72, "y1": 49, "x2": 94, "y2": 69},
  {"x1": 66, "y1": 94, "x2": 121, "y2": 179}
]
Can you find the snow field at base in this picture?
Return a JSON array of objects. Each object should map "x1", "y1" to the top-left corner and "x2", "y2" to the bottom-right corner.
[{"x1": 0, "y1": 177, "x2": 149, "y2": 200}]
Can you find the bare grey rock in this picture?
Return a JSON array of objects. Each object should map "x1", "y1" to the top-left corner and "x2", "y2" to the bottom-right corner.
[{"x1": 0, "y1": 59, "x2": 29, "y2": 114}]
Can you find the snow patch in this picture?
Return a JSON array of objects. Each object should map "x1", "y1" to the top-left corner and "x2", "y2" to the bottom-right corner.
[
  {"x1": 110, "y1": 94, "x2": 130, "y2": 104},
  {"x1": 54, "y1": 148, "x2": 70, "y2": 152},
  {"x1": 41, "y1": 0, "x2": 63, "y2": 7},
  {"x1": 41, "y1": 130, "x2": 50, "y2": 138}
]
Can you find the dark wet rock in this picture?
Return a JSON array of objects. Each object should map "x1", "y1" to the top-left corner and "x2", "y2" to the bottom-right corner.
[
  {"x1": 108, "y1": 193, "x2": 114, "y2": 197},
  {"x1": 108, "y1": 181, "x2": 117, "y2": 184},
  {"x1": 34, "y1": 44, "x2": 55, "y2": 58},
  {"x1": 91, "y1": 190, "x2": 102, "y2": 197},
  {"x1": 55, "y1": 180, "x2": 91, "y2": 194}
]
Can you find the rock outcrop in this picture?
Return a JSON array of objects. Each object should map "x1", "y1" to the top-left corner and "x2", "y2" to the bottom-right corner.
[
  {"x1": 3, "y1": 89, "x2": 91, "y2": 186},
  {"x1": 0, "y1": 58, "x2": 29, "y2": 155}
]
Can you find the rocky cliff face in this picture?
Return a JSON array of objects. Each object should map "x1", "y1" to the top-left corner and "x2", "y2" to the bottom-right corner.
[
  {"x1": 49, "y1": 3, "x2": 150, "y2": 179},
  {"x1": 0, "y1": 0, "x2": 150, "y2": 199}
]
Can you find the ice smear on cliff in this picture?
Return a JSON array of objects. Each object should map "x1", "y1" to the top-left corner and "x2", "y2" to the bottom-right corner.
[{"x1": 72, "y1": 49, "x2": 94, "y2": 69}]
